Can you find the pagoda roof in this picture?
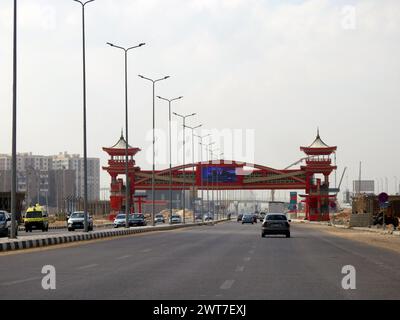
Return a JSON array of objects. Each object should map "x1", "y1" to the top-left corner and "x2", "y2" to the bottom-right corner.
[
  {"x1": 109, "y1": 133, "x2": 133, "y2": 149},
  {"x1": 103, "y1": 132, "x2": 141, "y2": 156},
  {"x1": 307, "y1": 131, "x2": 330, "y2": 148},
  {"x1": 300, "y1": 129, "x2": 336, "y2": 155}
]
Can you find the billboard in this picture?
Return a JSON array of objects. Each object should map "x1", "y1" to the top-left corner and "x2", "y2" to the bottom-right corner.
[
  {"x1": 289, "y1": 192, "x2": 297, "y2": 211},
  {"x1": 353, "y1": 180, "x2": 374, "y2": 193},
  {"x1": 201, "y1": 167, "x2": 237, "y2": 183}
]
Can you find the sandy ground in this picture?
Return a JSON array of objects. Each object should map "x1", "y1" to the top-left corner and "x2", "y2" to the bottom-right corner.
[{"x1": 305, "y1": 223, "x2": 400, "y2": 255}]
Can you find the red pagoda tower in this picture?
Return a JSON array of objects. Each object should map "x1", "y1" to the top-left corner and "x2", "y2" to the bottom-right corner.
[
  {"x1": 102, "y1": 133, "x2": 141, "y2": 216},
  {"x1": 300, "y1": 130, "x2": 337, "y2": 221}
]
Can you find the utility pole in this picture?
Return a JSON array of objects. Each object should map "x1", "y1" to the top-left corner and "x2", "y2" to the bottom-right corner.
[
  {"x1": 157, "y1": 95, "x2": 183, "y2": 223},
  {"x1": 73, "y1": 0, "x2": 95, "y2": 232},
  {"x1": 173, "y1": 112, "x2": 196, "y2": 223},
  {"x1": 139, "y1": 75, "x2": 170, "y2": 226},
  {"x1": 10, "y1": 0, "x2": 18, "y2": 239},
  {"x1": 107, "y1": 41, "x2": 145, "y2": 228},
  {"x1": 358, "y1": 161, "x2": 362, "y2": 194}
]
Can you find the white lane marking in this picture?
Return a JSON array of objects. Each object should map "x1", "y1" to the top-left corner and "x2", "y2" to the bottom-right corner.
[
  {"x1": 116, "y1": 255, "x2": 131, "y2": 260},
  {"x1": 76, "y1": 263, "x2": 98, "y2": 270},
  {"x1": 236, "y1": 266, "x2": 245, "y2": 272},
  {"x1": 220, "y1": 280, "x2": 235, "y2": 290},
  {"x1": 1, "y1": 276, "x2": 40, "y2": 286},
  {"x1": 141, "y1": 249, "x2": 152, "y2": 253},
  {"x1": 248, "y1": 250, "x2": 255, "y2": 254},
  {"x1": 244, "y1": 257, "x2": 251, "y2": 262}
]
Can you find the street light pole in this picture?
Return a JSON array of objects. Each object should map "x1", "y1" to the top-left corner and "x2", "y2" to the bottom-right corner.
[
  {"x1": 204, "y1": 141, "x2": 215, "y2": 214},
  {"x1": 210, "y1": 147, "x2": 219, "y2": 218},
  {"x1": 173, "y1": 112, "x2": 196, "y2": 223},
  {"x1": 219, "y1": 152, "x2": 224, "y2": 220},
  {"x1": 73, "y1": 0, "x2": 95, "y2": 232},
  {"x1": 184, "y1": 124, "x2": 202, "y2": 222},
  {"x1": 157, "y1": 95, "x2": 183, "y2": 224},
  {"x1": 10, "y1": 0, "x2": 18, "y2": 239},
  {"x1": 139, "y1": 75, "x2": 170, "y2": 226},
  {"x1": 107, "y1": 42, "x2": 145, "y2": 228},
  {"x1": 195, "y1": 134, "x2": 211, "y2": 222}
]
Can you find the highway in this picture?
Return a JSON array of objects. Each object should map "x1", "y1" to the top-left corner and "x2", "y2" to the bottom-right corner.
[{"x1": 1, "y1": 221, "x2": 400, "y2": 299}]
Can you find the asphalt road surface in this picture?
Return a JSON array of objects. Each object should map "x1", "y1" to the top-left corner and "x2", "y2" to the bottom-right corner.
[{"x1": 1, "y1": 221, "x2": 400, "y2": 299}]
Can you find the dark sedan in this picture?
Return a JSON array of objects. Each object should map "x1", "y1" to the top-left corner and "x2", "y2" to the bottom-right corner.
[
  {"x1": 129, "y1": 214, "x2": 147, "y2": 227},
  {"x1": 242, "y1": 214, "x2": 255, "y2": 224},
  {"x1": 261, "y1": 213, "x2": 290, "y2": 238}
]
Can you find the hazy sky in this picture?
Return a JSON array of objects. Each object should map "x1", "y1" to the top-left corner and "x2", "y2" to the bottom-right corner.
[{"x1": 1, "y1": 0, "x2": 399, "y2": 193}]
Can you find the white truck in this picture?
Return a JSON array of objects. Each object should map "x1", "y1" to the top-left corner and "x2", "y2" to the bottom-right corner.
[{"x1": 268, "y1": 201, "x2": 287, "y2": 214}]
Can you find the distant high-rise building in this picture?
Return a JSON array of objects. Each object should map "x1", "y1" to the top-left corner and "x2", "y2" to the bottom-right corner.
[
  {"x1": 52, "y1": 152, "x2": 100, "y2": 201},
  {"x1": 0, "y1": 152, "x2": 100, "y2": 207}
]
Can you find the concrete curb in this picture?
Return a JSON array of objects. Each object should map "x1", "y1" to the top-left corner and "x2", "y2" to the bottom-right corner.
[
  {"x1": 291, "y1": 219, "x2": 400, "y2": 236},
  {"x1": 1, "y1": 219, "x2": 228, "y2": 252}
]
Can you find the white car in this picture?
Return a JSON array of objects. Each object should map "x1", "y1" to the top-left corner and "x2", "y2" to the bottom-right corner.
[
  {"x1": 0, "y1": 210, "x2": 11, "y2": 237},
  {"x1": 169, "y1": 215, "x2": 182, "y2": 224},
  {"x1": 114, "y1": 213, "x2": 127, "y2": 228},
  {"x1": 68, "y1": 211, "x2": 93, "y2": 231},
  {"x1": 154, "y1": 214, "x2": 165, "y2": 223}
]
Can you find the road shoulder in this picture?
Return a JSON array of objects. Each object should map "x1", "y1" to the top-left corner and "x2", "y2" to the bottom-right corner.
[{"x1": 293, "y1": 222, "x2": 400, "y2": 255}]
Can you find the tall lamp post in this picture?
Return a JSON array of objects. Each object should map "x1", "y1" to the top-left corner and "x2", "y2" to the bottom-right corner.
[
  {"x1": 73, "y1": 0, "x2": 95, "y2": 232},
  {"x1": 10, "y1": 0, "x2": 18, "y2": 238},
  {"x1": 173, "y1": 112, "x2": 196, "y2": 223},
  {"x1": 219, "y1": 152, "x2": 224, "y2": 219},
  {"x1": 184, "y1": 124, "x2": 202, "y2": 221},
  {"x1": 203, "y1": 141, "x2": 215, "y2": 214},
  {"x1": 210, "y1": 147, "x2": 219, "y2": 218},
  {"x1": 157, "y1": 95, "x2": 183, "y2": 223},
  {"x1": 195, "y1": 134, "x2": 211, "y2": 221},
  {"x1": 107, "y1": 42, "x2": 145, "y2": 228},
  {"x1": 139, "y1": 75, "x2": 170, "y2": 226}
]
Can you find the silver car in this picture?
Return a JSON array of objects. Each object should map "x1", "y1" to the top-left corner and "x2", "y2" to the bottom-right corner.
[
  {"x1": 261, "y1": 213, "x2": 291, "y2": 238},
  {"x1": 114, "y1": 213, "x2": 127, "y2": 228},
  {"x1": 154, "y1": 214, "x2": 165, "y2": 224},
  {"x1": 169, "y1": 215, "x2": 182, "y2": 224},
  {"x1": 68, "y1": 211, "x2": 93, "y2": 231},
  {"x1": 0, "y1": 210, "x2": 11, "y2": 237}
]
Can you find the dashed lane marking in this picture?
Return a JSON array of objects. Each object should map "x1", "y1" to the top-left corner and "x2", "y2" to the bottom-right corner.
[
  {"x1": 116, "y1": 255, "x2": 132, "y2": 260},
  {"x1": 235, "y1": 266, "x2": 245, "y2": 272},
  {"x1": 1, "y1": 276, "x2": 40, "y2": 286},
  {"x1": 76, "y1": 263, "x2": 98, "y2": 270},
  {"x1": 220, "y1": 280, "x2": 235, "y2": 290}
]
